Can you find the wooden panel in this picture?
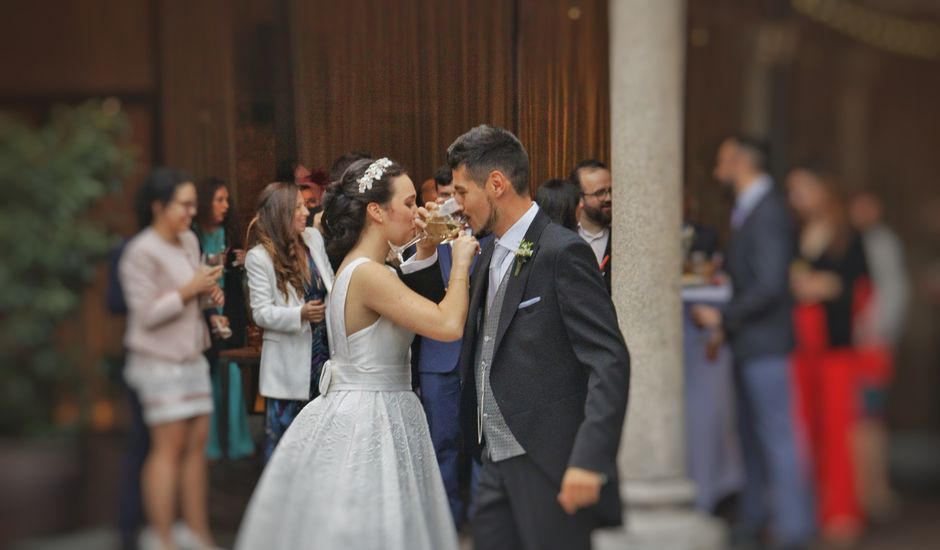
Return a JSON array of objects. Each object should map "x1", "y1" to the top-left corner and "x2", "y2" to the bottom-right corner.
[
  {"x1": 683, "y1": 1, "x2": 763, "y2": 232},
  {"x1": 516, "y1": 0, "x2": 610, "y2": 192},
  {"x1": 231, "y1": 0, "x2": 279, "y2": 222},
  {"x1": 85, "y1": 105, "x2": 155, "y2": 237},
  {"x1": 0, "y1": 0, "x2": 154, "y2": 95},
  {"x1": 157, "y1": 0, "x2": 238, "y2": 183},
  {"x1": 289, "y1": 0, "x2": 514, "y2": 183}
]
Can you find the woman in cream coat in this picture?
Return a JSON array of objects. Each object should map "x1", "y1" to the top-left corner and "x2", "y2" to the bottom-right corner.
[{"x1": 246, "y1": 182, "x2": 334, "y2": 460}]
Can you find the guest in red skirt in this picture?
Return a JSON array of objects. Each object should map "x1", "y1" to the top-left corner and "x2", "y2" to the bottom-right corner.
[{"x1": 786, "y1": 161, "x2": 869, "y2": 545}]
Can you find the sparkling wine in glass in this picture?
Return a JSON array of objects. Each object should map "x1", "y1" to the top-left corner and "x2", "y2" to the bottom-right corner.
[
  {"x1": 425, "y1": 215, "x2": 465, "y2": 243},
  {"x1": 202, "y1": 252, "x2": 224, "y2": 268},
  {"x1": 200, "y1": 253, "x2": 232, "y2": 340},
  {"x1": 390, "y1": 198, "x2": 467, "y2": 263}
]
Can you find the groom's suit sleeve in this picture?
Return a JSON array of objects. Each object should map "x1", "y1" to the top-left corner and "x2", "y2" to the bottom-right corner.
[{"x1": 555, "y1": 239, "x2": 630, "y2": 478}]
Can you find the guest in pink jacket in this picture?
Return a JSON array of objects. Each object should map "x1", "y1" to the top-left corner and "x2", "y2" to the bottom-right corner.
[{"x1": 119, "y1": 167, "x2": 224, "y2": 550}]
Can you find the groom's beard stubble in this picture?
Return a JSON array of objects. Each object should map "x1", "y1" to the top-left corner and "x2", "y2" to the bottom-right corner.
[{"x1": 475, "y1": 195, "x2": 499, "y2": 239}]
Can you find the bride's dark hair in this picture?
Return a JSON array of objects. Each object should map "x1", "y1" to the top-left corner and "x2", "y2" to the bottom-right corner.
[{"x1": 321, "y1": 157, "x2": 405, "y2": 266}]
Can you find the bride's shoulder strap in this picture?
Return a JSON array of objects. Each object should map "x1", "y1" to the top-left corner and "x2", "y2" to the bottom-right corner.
[{"x1": 336, "y1": 256, "x2": 372, "y2": 284}]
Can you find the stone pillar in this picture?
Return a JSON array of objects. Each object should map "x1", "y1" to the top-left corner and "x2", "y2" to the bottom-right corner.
[{"x1": 595, "y1": 1, "x2": 724, "y2": 548}]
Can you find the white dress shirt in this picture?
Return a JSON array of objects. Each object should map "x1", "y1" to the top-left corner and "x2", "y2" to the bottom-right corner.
[
  {"x1": 731, "y1": 174, "x2": 773, "y2": 229},
  {"x1": 487, "y1": 203, "x2": 540, "y2": 307},
  {"x1": 577, "y1": 224, "x2": 609, "y2": 265}
]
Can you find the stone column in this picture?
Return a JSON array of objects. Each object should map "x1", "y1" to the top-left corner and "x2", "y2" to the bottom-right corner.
[{"x1": 595, "y1": 1, "x2": 724, "y2": 548}]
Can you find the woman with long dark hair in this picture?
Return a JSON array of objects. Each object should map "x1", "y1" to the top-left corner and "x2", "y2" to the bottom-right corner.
[
  {"x1": 191, "y1": 177, "x2": 254, "y2": 461},
  {"x1": 245, "y1": 181, "x2": 334, "y2": 461},
  {"x1": 535, "y1": 178, "x2": 581, "y2": 230}
]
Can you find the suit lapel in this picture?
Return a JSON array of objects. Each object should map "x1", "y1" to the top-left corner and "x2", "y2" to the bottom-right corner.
[
  {"x1": 493, "y1": 211, "x2": 551, "y2": 353},
  {"x1": 460, "y1": 238, "x2": 493, "y2": 375},
  {"x1": 302, "y1": 228, "x2": 334, "y2": 294},
  {"x1": 470, "y1": 238, "x2": 493, "y2": 314}
]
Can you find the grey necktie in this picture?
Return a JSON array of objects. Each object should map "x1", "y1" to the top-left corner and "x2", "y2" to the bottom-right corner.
[{"x1": 487, "y1": 243, "x2": 511, "y2": 310}]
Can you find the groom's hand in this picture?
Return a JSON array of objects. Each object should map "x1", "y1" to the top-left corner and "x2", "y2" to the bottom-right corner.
[{"x1": 557, "y1": 467, "x2": 604, "y2": 514}]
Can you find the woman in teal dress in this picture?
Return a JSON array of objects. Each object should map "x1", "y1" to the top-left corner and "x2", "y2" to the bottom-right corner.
[{"x1": 193, "y1": 177, "x2": 255, "y2": 460}]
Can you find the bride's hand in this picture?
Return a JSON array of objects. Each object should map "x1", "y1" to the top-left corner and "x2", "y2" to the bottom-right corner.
[
  {"x1": 414, "y1": 204, "x2": 441, "y2": 258},
  {"x1": 451, "y1": 234, "x2": 479, "y2": 269}
]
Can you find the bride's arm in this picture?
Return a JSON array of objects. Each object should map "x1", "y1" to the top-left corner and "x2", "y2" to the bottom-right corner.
[{"x1": 356, "y1": 237, "x2": 476, "y2": 342}]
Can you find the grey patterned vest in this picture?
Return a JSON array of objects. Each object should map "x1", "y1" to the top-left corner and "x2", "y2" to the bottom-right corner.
[{"x1": 476, "y1": 248, "x2": 526, "y2": 462}]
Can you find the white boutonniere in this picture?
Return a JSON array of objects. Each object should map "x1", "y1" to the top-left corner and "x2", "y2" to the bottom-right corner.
[{"x1": 513, "y1": 239, "x2": 534, "y2": 276}]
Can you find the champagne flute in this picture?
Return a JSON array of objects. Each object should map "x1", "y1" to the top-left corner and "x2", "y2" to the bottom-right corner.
[
  {"x1": 200, "y1": 253, "x2": 231, "y2": 338},
  {"x1": 390, "y1": 198, "x2": 467, "y2": 263}
]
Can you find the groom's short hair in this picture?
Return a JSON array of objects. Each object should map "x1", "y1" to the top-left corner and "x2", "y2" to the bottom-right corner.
[{"x1": 446, "y1": 125, "x2": 530, "y2": 197}]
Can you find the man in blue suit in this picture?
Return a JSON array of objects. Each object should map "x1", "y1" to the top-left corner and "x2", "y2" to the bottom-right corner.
[{"x1": 417, "y1": 166, "x2": 490, "y2": 526}]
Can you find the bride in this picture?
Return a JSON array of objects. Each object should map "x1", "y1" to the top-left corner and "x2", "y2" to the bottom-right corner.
[{"x1": 234, "y1": 158, "x2": 478, "y2": 550}]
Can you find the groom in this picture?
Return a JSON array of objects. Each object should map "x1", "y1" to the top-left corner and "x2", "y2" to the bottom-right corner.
[{"x1": 403, "y1": 125, "x2": 630, "y2": 549}]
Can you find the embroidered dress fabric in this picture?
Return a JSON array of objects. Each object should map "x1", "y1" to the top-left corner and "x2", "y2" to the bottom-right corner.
[{"x1": 235, "y1": 257, "x2": 458, "y2": 550}]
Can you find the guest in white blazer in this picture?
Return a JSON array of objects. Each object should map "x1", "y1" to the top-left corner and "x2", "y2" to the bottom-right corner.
[{"x1": 246, "y1": 182, "x2": 335, "y2": 461}]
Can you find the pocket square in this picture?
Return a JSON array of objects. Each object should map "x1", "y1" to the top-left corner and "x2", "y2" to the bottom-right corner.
[{"x1": 518, "y1": 296, "x2": 541, "y2": 309}]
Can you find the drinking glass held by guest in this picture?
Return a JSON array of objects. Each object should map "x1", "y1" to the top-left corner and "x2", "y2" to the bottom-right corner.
[
  {"x1": 245, "y1": 182, "x2": 334, "y2": 462},
  {"x1": 192, "y1": 177, "x2": 254, "y2": 461},
  {"x1": 119, "y1": 167, "x2": 225, "y2": 550}
]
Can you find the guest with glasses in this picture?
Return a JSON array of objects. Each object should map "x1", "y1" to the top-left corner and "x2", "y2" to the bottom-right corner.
[
  {"x1": 119, "y1": 167, "x2": 225, "y2": 550},
  {"x1": 570, "y1": 159, "x2": 613, "y2": 293}
]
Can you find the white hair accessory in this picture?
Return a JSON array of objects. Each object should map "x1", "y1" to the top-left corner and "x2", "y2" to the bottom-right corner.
[{"x1": 357, "y1": 158, "x2": 393, "y2": 194}]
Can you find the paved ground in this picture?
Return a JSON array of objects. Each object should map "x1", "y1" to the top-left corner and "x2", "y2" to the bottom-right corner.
[
  {"x1": 9, "y1": 492, "x2": 939, "y2": 550},
  {"x1": 7, "y1": 431, "x2": 940, "y2": 550}
]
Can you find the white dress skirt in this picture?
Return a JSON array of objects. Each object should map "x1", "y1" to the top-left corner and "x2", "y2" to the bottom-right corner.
[{"x1": 234, "y1": 257, "x2": 458, "y2": 550}]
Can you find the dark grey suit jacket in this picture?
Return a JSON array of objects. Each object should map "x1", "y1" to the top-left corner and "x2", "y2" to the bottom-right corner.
[
  {"x1": 723, "y1": 188, "x2": 796, "y2": 362},
  {"x1": 404, "y1": 209, "x2": 630, "y2": 526}
]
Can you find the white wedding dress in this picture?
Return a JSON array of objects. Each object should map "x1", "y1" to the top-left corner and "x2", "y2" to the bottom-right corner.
[{"x1": 235, "y1": 257, "x2": 458, "y2": 550}]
